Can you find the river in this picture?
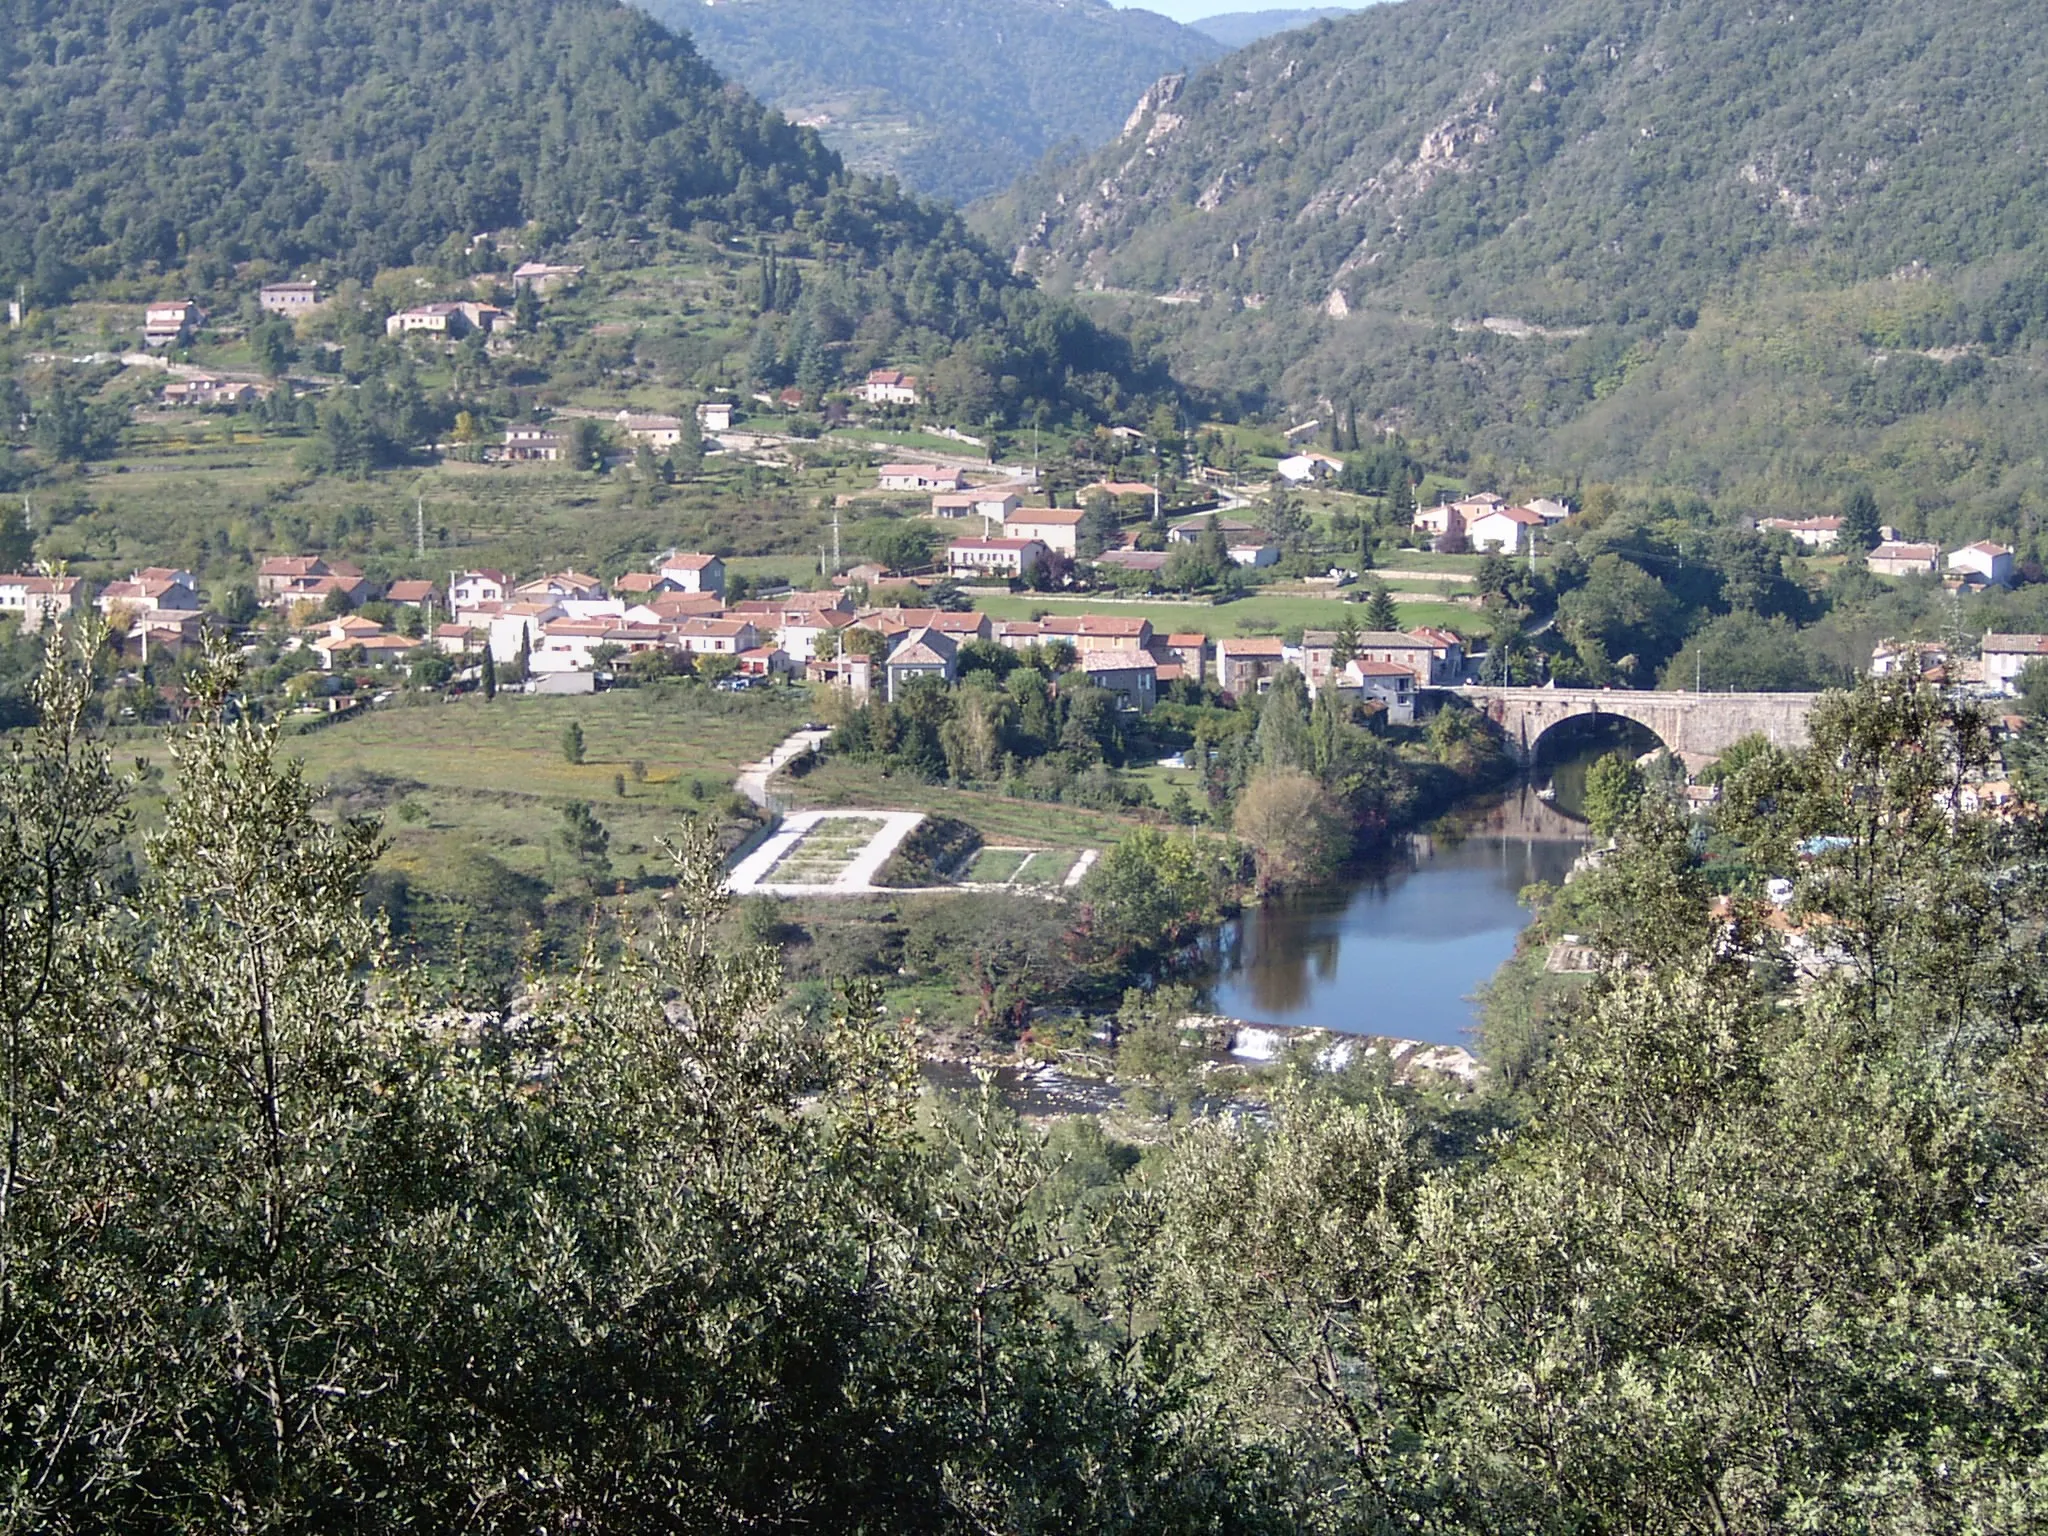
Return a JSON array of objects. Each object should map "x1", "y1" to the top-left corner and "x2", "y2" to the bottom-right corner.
[{"x1": 1208, "y1": 783, "x2": 1590, "y2": 1050}]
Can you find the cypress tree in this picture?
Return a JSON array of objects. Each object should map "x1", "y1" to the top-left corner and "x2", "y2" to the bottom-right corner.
[{"x1": 1841, "y1": 486, "x2": 1882, "y2": 551}]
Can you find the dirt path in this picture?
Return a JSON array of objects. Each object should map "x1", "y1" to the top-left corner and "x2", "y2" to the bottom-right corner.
[{"x1": 734, "y1": 727, "x2": 832, "y2": 810}]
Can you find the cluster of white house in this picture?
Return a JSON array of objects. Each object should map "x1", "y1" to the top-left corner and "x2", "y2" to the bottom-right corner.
[
  {"x1": 1870, "y1": 632, "x2": 2048, "y2": 696},
  {"x1": 141, "y1": 262, "x2": 584, "y2": 352},
  {"x1": 882, "y1": 463, "x2": 1288, "y2": 578},
  {"x1": 1748, "y1": 516, "x2": 2021, "y2": 588},
  {"x1": 1413, "y1": 493, "x2": 1573, "y2": 554},
  {"x1": 3, "y1": 549, "x2": 1465, "y2": 722}
]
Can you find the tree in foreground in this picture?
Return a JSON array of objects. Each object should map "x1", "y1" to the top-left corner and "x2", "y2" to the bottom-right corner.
[
  {"x1": 0, "y1": 638, "x2": 1253, "y2": 1532},
  {"x1": 3, "y1": 645, "x2": 2046, "y2": 1533}
]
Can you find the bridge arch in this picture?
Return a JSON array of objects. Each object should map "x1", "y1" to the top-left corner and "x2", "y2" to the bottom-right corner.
[
  {"x1": 1526, "y1": 708, "x2": 1670, "y2": 769},
  {"x1": 1451, "y1": 687, "x2": 1821, "y2": 767}
]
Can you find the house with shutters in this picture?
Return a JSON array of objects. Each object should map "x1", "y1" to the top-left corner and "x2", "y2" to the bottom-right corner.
[
  {"x1": 946, "y1": 537, "x2": 1047, "y2": 579},
  {"x1": 1467, "y1": 504, "x2": 1545, "y2": 554},
  {"x1": 668, "y1": 617, "x2": 759, "y2": 657},
  {"x1": 857, "y1": 369, "x2": 920, "y2": 406},
  {"x1": 450, "y1": 570, "x2": 511, "y2": 613},
  {"x1": 1004, "y1": 506, "x2": 1087, "y2": 558},
  {"x1": 503, "y1": 426, "x2": 564, "y2": 462},
  {"x1": 1215, "y1": 636, "x2": 1288, "y2": 698},
  {"x1": 144, "y1": 300, "x2": 204, "y2": 347},
  {"x1": 1980, "y1": 634, "x2": 2048, "y2": 694},
  {"x1": 1339, "y1": 660, "x2": 1417, "y2": 723},
  {"x1": 1037, "y1": 614, "x2": 1153, "y2": 655},
  {"x1": 655, "y1": 551, "x2": 725, "y2": 596},
  {"x1": 259, "y1": 283, "x2": 322, "y2": 316},
  {"x1": 885, "y1": 628, "x2": 959, "y2": 700},
  {"x1": 1078, "y1": 651, "x2": 1158, "y2": 712}
]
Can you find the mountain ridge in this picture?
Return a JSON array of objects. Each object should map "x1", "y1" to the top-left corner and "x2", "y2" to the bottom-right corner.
[
  {"x1": 979, "y1": 0, "x2": 2048, "y2": 527},
  {"x1": 644, "y1": 0, "x2": 1225, "y2": 204}
]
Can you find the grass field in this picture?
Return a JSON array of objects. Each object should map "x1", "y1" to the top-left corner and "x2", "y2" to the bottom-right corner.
[
  {"x1": 1014, "y1": 849, "x2": 1082, "y2": 888},
  {"x1": 969, "y1": 591, "x2": 1478, "y2": 638},
  {"x1": 964, "y1": 847, "x2": 1030, "y2": 884},
  {"x1": 214, "y1": 684, "x2": 812, "y2": 884},
  {"x1": 827, "y1": 426, "x2": 991, "y2": 457}
]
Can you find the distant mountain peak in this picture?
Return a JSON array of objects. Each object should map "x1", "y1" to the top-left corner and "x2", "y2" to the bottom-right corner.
[{"x1": 1191, "y1": 7, "x2": 1362, "y2": 49}]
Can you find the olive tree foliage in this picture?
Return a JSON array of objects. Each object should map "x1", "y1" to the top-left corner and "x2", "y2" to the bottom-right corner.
[
  {"x1": 1148, "y1": 677, "x2": 2048, "y2": 1533},
  {"x1": 0, "y1": 639, "x2": 1243, "y2": 1533}
]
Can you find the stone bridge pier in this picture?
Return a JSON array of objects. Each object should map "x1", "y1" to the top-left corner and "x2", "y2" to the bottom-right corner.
[{"x1": 1448, "y1": 686, "x2": 1822, "y2": 766}]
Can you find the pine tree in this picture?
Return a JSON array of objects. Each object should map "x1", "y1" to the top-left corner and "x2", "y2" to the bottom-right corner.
[
  {"x1": 481, "y1": 647, "x2": 497, "y2": 700},
  {"x1": 562, "y1": 720, "x2": 585, "y2": 764},
  {"x1": 1365, "y1": 584, "x2": 1400, "y2": 633}
]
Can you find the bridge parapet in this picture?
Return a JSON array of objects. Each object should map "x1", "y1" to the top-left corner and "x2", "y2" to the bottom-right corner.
[{"x1": 1447, "y1": 686, "x2": 1823, "y2": 765}]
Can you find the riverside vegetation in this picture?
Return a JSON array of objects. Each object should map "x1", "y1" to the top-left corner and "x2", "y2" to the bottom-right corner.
[{"x1": 4, "y1": 615, "x2": 2047, "y2": 1530}]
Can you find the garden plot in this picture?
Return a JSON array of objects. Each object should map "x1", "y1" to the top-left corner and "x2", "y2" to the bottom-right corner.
[
  {"x1": 1016, "y1": 850, "x2": 1085, "y2": 889},
  {"x1": 771, "y1": 816, "x2": 886, "y2": 884},
  {"x1": 727, "y1": 810, "x2": 926, "y2": 895},
  {"x1": 961, "y1": 847, "x2": 1087, "y2": 891}
]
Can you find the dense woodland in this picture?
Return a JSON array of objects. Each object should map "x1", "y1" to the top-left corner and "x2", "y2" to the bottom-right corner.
[
  {"x1": 649, "y1": 0, "x2": 1222, "y2": 204},
  {"x1": 0, "y1": 0, "x2": 1166, "y2": 426},
  {"x1": 4, "y1": 613, "x2": 2046, "y2": 1531}
]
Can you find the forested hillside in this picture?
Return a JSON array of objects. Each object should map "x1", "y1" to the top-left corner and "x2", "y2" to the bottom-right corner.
[
  {"x1": 645, "y1": 0, "x2": 1223, "y2": 204},
  {"x1": 0, "y1": 0, "x2": 858, "y2": 295},
  {"x1": 0, "y1": 0, "x2": 1168, "y2": 425},
  {"x1": 985, "y1": 0, "x2": 2048, "y2": 534}
]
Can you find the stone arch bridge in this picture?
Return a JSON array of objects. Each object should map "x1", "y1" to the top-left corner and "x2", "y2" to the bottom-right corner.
[{"x1": 1450, "y1": 687, "x2": 1822, "y2": 766}]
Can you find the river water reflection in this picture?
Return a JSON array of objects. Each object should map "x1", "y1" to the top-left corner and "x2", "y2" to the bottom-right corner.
[{"x1": 1208, "y1": 786, "x2": 1589, "y2": 1049}]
